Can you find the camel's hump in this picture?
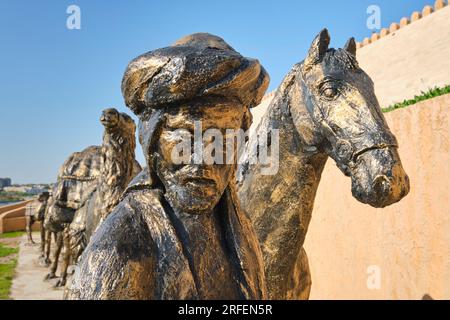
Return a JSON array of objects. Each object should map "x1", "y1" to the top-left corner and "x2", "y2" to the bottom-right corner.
[{"x1": 58, "y1": 146, "x2": 102, "y2": 180}]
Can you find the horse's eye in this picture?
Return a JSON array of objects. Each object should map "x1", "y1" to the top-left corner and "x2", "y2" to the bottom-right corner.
[{"x1": 323, "y1": 87, "x2": 337, "y2": 98}]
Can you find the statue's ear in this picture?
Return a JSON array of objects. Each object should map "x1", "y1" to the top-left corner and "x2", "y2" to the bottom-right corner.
[
  {"x1": 343, "y1": 37, "x2": 356, "y2": 56},
  {"x1": 303, "y1": 28, "x2": 330, "y2": 71}
]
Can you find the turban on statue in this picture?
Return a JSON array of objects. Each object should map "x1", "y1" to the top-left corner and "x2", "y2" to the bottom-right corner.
[{"x1": 121, "y1": 33, "x2": 269, "y2": 118}]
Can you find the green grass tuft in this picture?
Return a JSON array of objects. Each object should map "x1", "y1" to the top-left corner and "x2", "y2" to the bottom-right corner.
[
  {"x1": 0, "y1": 243, "x2": 19, "y2": 258},
  {"x1": 0, "y1": 231, "x2": 25, "y2": 239},
  {"x1": 0, "y1": 231, "x2": 21, "y2": 299},
  {"x1": 382, "y1": 85, "x2": 450, "y2": 113},
  {"x1": 0, "y1": 259, "x2": 17, "y2": 300}
]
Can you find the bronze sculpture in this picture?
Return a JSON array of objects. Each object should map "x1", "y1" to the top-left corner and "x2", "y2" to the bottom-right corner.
[
  {"x1": 36, "y1": 192, "x2": 51, "y2": 258},
  {"x1": 55, "y1": 108, "x2": 141, "y2": 287},
  {"x1": 24, "y1": 199, "x2": 37, "y2": 244},
  {"x1": 44, "y1": 108, "x2": 141, "y2": 286},
  {"x1": 66, "y1": 33, "x2": 269, "y2": 300},
  {"x1": 85, "y1": 108, "x2": 142, "y2": 239},
  {"x1": 44, "y1": 145, "x2": 103, "y2": 281},
  {"x1": 40, "y1": 196, "x2": 60, "y2": 267},
  {"x1": 25, "y1": 192, "x2": 50, "y2": 247},
  {"x1": 237, "y1": 29, "x2": 410, "y2": 299},
  {"x1": 42, "y1": 214, "x2": 56, "y2": 266}
]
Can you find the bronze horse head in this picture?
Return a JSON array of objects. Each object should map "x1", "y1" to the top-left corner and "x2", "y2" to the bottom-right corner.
[{"x1": 296, "y1": 28, "x2": 410, "y2": 207}]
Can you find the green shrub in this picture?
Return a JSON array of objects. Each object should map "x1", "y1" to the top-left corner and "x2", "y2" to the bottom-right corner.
[
  {"x1": 382, "y1": 85, "x2": 450, "y2": 113},
  {"x1": 0, "y1": 191, "x2": 27, "y2": 203}
]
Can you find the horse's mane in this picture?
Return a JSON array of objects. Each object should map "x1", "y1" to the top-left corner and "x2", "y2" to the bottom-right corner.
[
  {"x1": 269, "y1": 48, "x2": 359, "y2": 110},
  {"x1": 322, "y1": 48, "x2": 359, "y2": 70}
]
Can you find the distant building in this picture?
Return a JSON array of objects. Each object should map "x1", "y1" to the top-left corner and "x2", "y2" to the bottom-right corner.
[
  {"x1": 3, "y1": 184, "x2": 49, "y2": 195},
  {"x1": 26, "y1": 186, "x2": 49, "y2": 195},
  {"x1": 3, "y1": 186, "x2": 27, "y2": 193},
  {"x1": 0, "y1": 178, "x2": 12, "y2": 189}
]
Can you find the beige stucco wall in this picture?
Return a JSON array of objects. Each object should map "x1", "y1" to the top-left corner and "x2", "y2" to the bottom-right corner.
[
  {"x1": 304, "y1": 94, "x2": 450, "y2": 300},
  {"x1": 0, "y1": 200, "x2": 33, "y2": 215},
  {"x1": 0, "y1": 200, "x2": 39, "y2": 233},
  {"x1": 356, "y1": 5, "x2": 450, "y2": 108}
]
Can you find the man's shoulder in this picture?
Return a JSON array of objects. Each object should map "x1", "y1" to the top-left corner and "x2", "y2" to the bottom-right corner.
[
  {"x1": 67, "y1": 189, "x2": 162, "y2": 299},
  {"x1": 89, "y1": 188, "x2": 163, "y2": 252}
]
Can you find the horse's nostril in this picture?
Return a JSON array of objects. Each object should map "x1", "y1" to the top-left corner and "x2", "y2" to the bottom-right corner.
[
  {"x1": 373, "y1": 175, "x2": 391, "y2": 198},
  {"x1": 400, "y1": 174, "x2": 411, "y2": 197}
]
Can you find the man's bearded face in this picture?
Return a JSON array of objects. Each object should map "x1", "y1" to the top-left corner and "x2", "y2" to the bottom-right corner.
[{"x1": 151, "y1": 101, "x2": 245, "y2": 214}]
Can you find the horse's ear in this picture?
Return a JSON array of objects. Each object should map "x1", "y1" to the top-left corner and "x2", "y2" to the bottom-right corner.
[
  {"x1": 344, "y1": 37, "x2": 356, "y2": 56},
  {"x1": 303, "y1": 28, "x2": 330, "y2": 71}
]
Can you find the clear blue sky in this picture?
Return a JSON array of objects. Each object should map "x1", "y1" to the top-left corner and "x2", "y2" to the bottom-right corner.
[{"x1": 0, "y1": 0, "x2": 431, "y2": 184}]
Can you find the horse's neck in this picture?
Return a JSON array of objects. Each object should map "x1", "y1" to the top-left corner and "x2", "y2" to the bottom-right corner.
[
  {"x1": 239, "y1": 64, "x2": 327, "y2": 211},
  {"x1": 237, "y1": 66, "x2": 328, "y2": 295}
]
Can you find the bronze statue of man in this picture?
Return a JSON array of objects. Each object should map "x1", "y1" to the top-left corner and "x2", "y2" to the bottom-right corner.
[{"x1": 66, "y1": 33, "x2": 269, "y2": 300}]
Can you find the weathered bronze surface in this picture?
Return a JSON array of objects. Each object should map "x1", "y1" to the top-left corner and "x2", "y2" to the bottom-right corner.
[
  {"x1": 25, "y1": 192, "x2": 50, "y2": 249},
  {"x1": 238, "y1": 29, "x2": 410, "y2": 299},
  {"x1": 66, "y1": 33, "x2": 269, "y2": 300},
  {"x1": 36, "y1": 192, "x2": 50, "y2": 257},
  {"x1": 44, "y1": 109, "x2": 141, "y2": 287},
  {"x1": 44, "y1": 145, "x2": 102, "y2": 280},
  {"x1": 70, "y1": 109, "x2": 141, "y2": 248},
  {"x1": 43, "y1": 222, "x2": 55, "y2": 266},
  {"x1": 45, "y1": 145, "x2": 103, "y2": 234},
  {"x1": 55, "y1": 108, "x2": 141, "y2": 287}
]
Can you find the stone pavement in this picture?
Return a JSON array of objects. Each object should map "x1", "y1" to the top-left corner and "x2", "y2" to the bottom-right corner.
[{"x1": 10, "y1": 234, "x2": 64, "y2": 300}]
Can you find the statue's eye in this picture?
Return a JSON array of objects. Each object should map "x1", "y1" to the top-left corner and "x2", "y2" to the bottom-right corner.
[{"x1": 322, "y1": 87, "x2": 337, "y2": 99}]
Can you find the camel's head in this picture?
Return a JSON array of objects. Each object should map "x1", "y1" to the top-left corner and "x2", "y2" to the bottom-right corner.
[
  {"x1": 100, "y1": 108, "x2": 136, "y2": 134},
  {"x1": 100, "y1": 108, "x2": 120, "y2": 129},
  {"x1": 38, "y1": 191, "x2": 50, "y2": 202}
]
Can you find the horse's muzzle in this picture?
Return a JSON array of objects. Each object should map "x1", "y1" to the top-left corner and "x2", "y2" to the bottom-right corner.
[{"x1": 351, "y1": 147, "x2": 410, "y2": 208}]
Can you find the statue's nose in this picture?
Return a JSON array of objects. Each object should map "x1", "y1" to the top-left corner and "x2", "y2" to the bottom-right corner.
[
  {"x1": 372, "y1": 175, "x2": 392, "y2": 200},
  {"x1": 371, "y1": 168, "x2": 410, "y2": 208}
]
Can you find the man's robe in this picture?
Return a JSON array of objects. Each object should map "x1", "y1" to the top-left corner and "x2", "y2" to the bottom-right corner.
[{"x1": 66, "y1": 169, "x2": 266, "y2": 300}]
